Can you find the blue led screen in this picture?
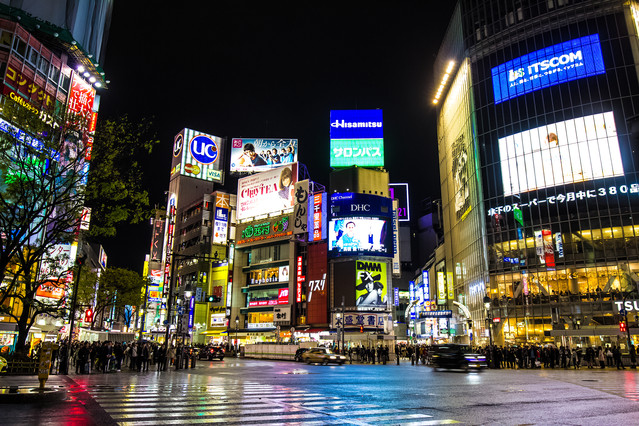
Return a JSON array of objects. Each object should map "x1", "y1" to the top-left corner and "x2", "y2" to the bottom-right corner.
[
  {"x1": 491, "y1": 34, "x2": 605, "y2": 104},
  {"x1": 330, "y1": 109, "x2": 383, "y2": 140}
]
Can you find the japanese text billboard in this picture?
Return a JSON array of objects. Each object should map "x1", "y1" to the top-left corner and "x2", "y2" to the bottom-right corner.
[
  {"x1": 330, "y1": 109, "x2": 384, "y2": 167},
  {"x1": 230, "y1": 138, "x2": 298, "y2": 172},
  {"x1": 171, "y1": 128, "x2": 225, "y2": 183},
  {"x1": 499, "y1": 111, "x2": 624, "y2": 196},
  {"x1": 237, "y1": 163, "x2": 298, "y2": 220},
  {"x1": 389, "y1": 183, "x2": 410, "y2": 222},
  {"x1": 307, "y1": 242, "x2": 328, "y2": 324},
  {"x1": 492, "y1": 34, "x2": 605, "y2": 104},
  {"x1": 355, "y1": 260, "x2": 387, "y2": 308}
]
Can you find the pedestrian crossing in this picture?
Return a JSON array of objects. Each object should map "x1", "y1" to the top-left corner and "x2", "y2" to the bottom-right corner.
[{"x1": 87, "y1": 383, "x2": 459, "y2": 425}]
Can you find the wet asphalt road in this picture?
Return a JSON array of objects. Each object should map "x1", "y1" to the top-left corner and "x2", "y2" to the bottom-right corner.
[{"x1": 2, "y1": 357, "x2": 639, "y2": 425}]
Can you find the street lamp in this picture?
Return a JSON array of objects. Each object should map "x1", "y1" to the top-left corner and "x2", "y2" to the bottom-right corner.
[
  {"x1": 483, "y1": 295, "x2": 493, "y2": 346},
  {"x1": 64, "y1": 253, "x2": 86, "y2": 375},
  {"x1": 235, "y1": 315, "x2": 240, "y2": 357}
]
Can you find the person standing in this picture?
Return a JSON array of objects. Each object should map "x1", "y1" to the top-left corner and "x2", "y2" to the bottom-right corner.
[
  {"x1": 157, "y1": 344, "x2": 167, "y2": 372},
  {"x1": 130, "y1": 343, "x2": 138, "y2": 370}
]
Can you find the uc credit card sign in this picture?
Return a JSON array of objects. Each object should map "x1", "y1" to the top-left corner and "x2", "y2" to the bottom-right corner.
[
  {"x1": 330, "y1": 109, "x2": 384, "y2": 167},
  {"x1": 491, "y1": 34, "x2": 605, "y2": 104}
]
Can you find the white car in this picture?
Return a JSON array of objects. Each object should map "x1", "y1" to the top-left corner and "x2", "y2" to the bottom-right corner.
[{"x1": 301, "y1": 347, "x2": 347, "y2": 365}]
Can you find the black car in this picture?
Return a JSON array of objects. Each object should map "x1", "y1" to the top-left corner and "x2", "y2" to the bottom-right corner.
[
  {"x1": 431, "y1": 344, "x2": 487, "y2": 371},
  {"x1": 198, "y1": 345, "x2": 225, "y2": 361}
]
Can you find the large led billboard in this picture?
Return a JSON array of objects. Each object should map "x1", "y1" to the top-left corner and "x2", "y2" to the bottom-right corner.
[
  {"x1": 171, "y1": 128, "x2": 225, "y2": 183},
  {"x1": 329, "y1": 217, "x2": 391, "y2": 257},
  {"x1": 330, "y1": 109, "x2": 384, "y2": 167},
  {"x1": 237, "y1": 163, "x2": 298, "y2": 220},
  {"x1": 492, "y1": 34, "x2": 605, "y2": 104},
  {"x1": 499, "y1": 111, "x2": 624, "y2": 196},
  {"x1": 355, "y1": 260, "x2": 387, "y2": 307},
  {"x1": 230, "y1": 138, "x2": 298, "y2": 172}
]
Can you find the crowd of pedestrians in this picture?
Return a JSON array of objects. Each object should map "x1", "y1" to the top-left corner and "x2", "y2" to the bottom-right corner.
[{"x1": 394, "y1": 342, "x2": 637, "y2": 370}]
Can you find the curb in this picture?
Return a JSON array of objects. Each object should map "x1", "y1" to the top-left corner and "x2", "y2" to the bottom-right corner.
[{"x1": 0, "y1": 386, "x2": 67, "y2": 404}]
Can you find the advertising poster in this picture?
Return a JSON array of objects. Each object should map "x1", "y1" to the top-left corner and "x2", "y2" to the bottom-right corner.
[
  {"x1": 230, "y1": 138, "x2": 298, "y2": 172},
  {"x1": 330, "y1": 109, "x2": 384, "y2": 167},
  {"x1": 171, "y1": 128, "x2": 225, "y2": 183},
  {"x1": 542, "y1": 229, "x2": 555, "y2": 268},
  {"x1": 237, "y1": 163, "x2": 298, "y2": 220},
  {"x1": 293, "y1": 179, "x2": 309, "y2": 235},
  {"x1": 534, "y1": 230, "x2": 545, "y2": 263},
  {"x1": 355, "y1": 260, "x2": 387, "y2": 307},
  {"x1": 499, "y1": 111, "x2": 623, "y2": 196},
  {"x1": 491, "y1": 34, "x2": 605, "y2": 104},
  {"x1": 422, "y1": 270, "x2": 430, "y2": 302},
  {"x1": 452, "y1": 134, "x2": 471, "y2": 219},
  {"x1": 447, "y1": 272, "x2": 454, "y2": 300}
]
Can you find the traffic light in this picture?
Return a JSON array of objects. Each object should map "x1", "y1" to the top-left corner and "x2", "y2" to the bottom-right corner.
[
  {"x1": 84, "y1": 308, "x2": 93, "y2": 323},
  {"x1": 620, "y1": 321, "x2": 627, "y2": 333},
  {"x1": 359, "y1": 325, "x2": 364, "y2": 333},
  {"x1": 207, "y1": 295, "x2": 221, "y2": 303}
]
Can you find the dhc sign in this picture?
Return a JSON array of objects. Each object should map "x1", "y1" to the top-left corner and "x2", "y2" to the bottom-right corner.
[{"x1": 491, "y1": 34, "x2": 605, "y2": 104}]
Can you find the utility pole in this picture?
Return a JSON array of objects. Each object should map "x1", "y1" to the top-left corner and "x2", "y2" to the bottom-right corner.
[{"x1": 65, "y1": 253, "x2": 86, "y2": 375}]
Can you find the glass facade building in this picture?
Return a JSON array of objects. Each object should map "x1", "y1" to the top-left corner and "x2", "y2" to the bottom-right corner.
[{"x1": 436, "y1": 0, "x2": 639, "y2": 346}]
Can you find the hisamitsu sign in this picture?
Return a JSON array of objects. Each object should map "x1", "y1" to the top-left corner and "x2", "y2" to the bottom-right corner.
[{"x1": 491, "y1": 34, "x2": 605, "y2": 104}]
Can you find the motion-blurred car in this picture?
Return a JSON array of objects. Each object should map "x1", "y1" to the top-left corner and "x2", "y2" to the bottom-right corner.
[
  {"x1": 0, "y1": 355, "x2": 6, "y2": 373},
  {"x1": 198, "y1": 345, "x2": 225, "y2": 361},
  {"x1": 294, "y1": 348, "x2": 309, "y2": 362},
  {"x1": 431, "y1": 344, "x2": 487, "y2": 371},
  {"x1": 301, "y1": 347, "x2": 346, "y2": 365}
]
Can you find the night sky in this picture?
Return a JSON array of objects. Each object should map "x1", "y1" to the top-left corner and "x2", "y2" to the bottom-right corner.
[{"x1": 97, "y1": 2, "x2": 457, "y2": 272}]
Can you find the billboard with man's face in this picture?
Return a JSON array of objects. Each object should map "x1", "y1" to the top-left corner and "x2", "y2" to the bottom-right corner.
[{"x1": 355, "y1": 260, "x2": 387, "y2": 307}]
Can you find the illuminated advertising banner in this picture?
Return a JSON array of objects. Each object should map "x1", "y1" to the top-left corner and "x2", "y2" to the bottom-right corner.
[
  {"x1": 422, "y1": 270, "x2": 430, "y2": 302},
  {"x1": 309, "y1": 192, "x2": 327, "y2": 241},
  {"x1": 237, "y1": 163, "x2": 298, "y2": 220},
  {"x1": 35, "y1": 280, "x2": 66, "y2": 300},
  {"x1": 329, "y1": 217, "x2": 392, "y2": 257},
  {"x1": 447, "y1": 272, "x2": 454, "y2": 300},
  {"x1": 499, "y1": 112, "x2": 623, "y2": 196},
  {"x1": 389, "y1": 183, "x2": 410, "y2": 222},
  {"x1": 68, "y1": 72, "x2": 96, "y2": 118},
  {"x1": 392, "y1": 199, "x2": 400, "y2": 275},
  {"x1": 236, "y1": 213, "x2": 292, "y2": 246},
  {"x1": 491, "y1": 34, "x2": 605, "y2": 104},
  {"x1": 39, "y1": 243, "x2": 76, "y2": 281},
  {"x1": 330, "y1": 192, "x2": 393, "y2": 218},
  {"x1": 293, "y1": 180, "x2": 309, "y2": 235},
  {"x1": 171, "y1": 128, "x2": 225, "y2": 183},
  {"x1": 230, "y1": 138, "x2": 298, "y2": 172},
  {"x1": 330, "y1": 109, "x2": 384, "y2": 167},
  {"x1": 212, "y1": 207, "x2": 228, "y2": 244},
  {"x1": 296, "y1": 255, "x2": 304, "y2": 303},
  {"x1": 355, "y1": 261, "x2": 387, "y2": 307},
  {"x1": 409, "y1": 280, "x2": 416, "y2": 321},
  {"x1": 307, "y1": 242, "x2": 328, "y2": 324},
  {"x1": 149, "y1": 218, "x2": 165, "y2": 262},
  {"x1": 437, "y1": 271, "x2": 446, "y2": 303}
]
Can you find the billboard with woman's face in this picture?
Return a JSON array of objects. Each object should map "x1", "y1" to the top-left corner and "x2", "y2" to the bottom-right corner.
[{"x1": 237, "y1": 163, "x2": 298, "y2": 220}]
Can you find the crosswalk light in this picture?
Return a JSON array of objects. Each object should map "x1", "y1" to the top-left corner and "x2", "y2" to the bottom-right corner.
[
  {"x1": 620, "y1": 321, "x2": 627, "y2": 333},
  {"x1": 360, "y1": 325, "x2": 364, "y2": 333}
]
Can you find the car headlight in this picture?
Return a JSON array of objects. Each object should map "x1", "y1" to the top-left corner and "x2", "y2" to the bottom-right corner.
[{"x1": 329, "y1": 356, "x2": 336, "y2": 359}]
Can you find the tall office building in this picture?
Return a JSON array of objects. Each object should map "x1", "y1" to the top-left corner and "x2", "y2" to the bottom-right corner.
[{"x1": 435, "y1": 0, "x2": 639, "y2": 346}]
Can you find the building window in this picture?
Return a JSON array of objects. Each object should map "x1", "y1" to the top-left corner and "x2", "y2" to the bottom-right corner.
[{"x1": 12, "y1": 37, "x2": 26, "y2": 57}]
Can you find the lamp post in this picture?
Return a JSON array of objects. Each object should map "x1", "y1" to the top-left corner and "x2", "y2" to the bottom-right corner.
[
  {"x1": 235, "y1": 315, "x2": 239, "y2": 357},
  {"x1": 64, "y1": 253, "x2": 86, "y2": 375},
  {"x1": 483, "y1": 295, "x2": 493, "y2": 346},
  {"x1": 183, "y1": 283, "x2": 193, "y2": 346}
]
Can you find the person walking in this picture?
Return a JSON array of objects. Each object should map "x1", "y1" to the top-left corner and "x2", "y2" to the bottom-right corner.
[
  {"x1": 157, "y1": 344, "x2": 167, "y2": 372},
  {"x1": 597, "y1": 346, "x2": 606, "y2": 369}
]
